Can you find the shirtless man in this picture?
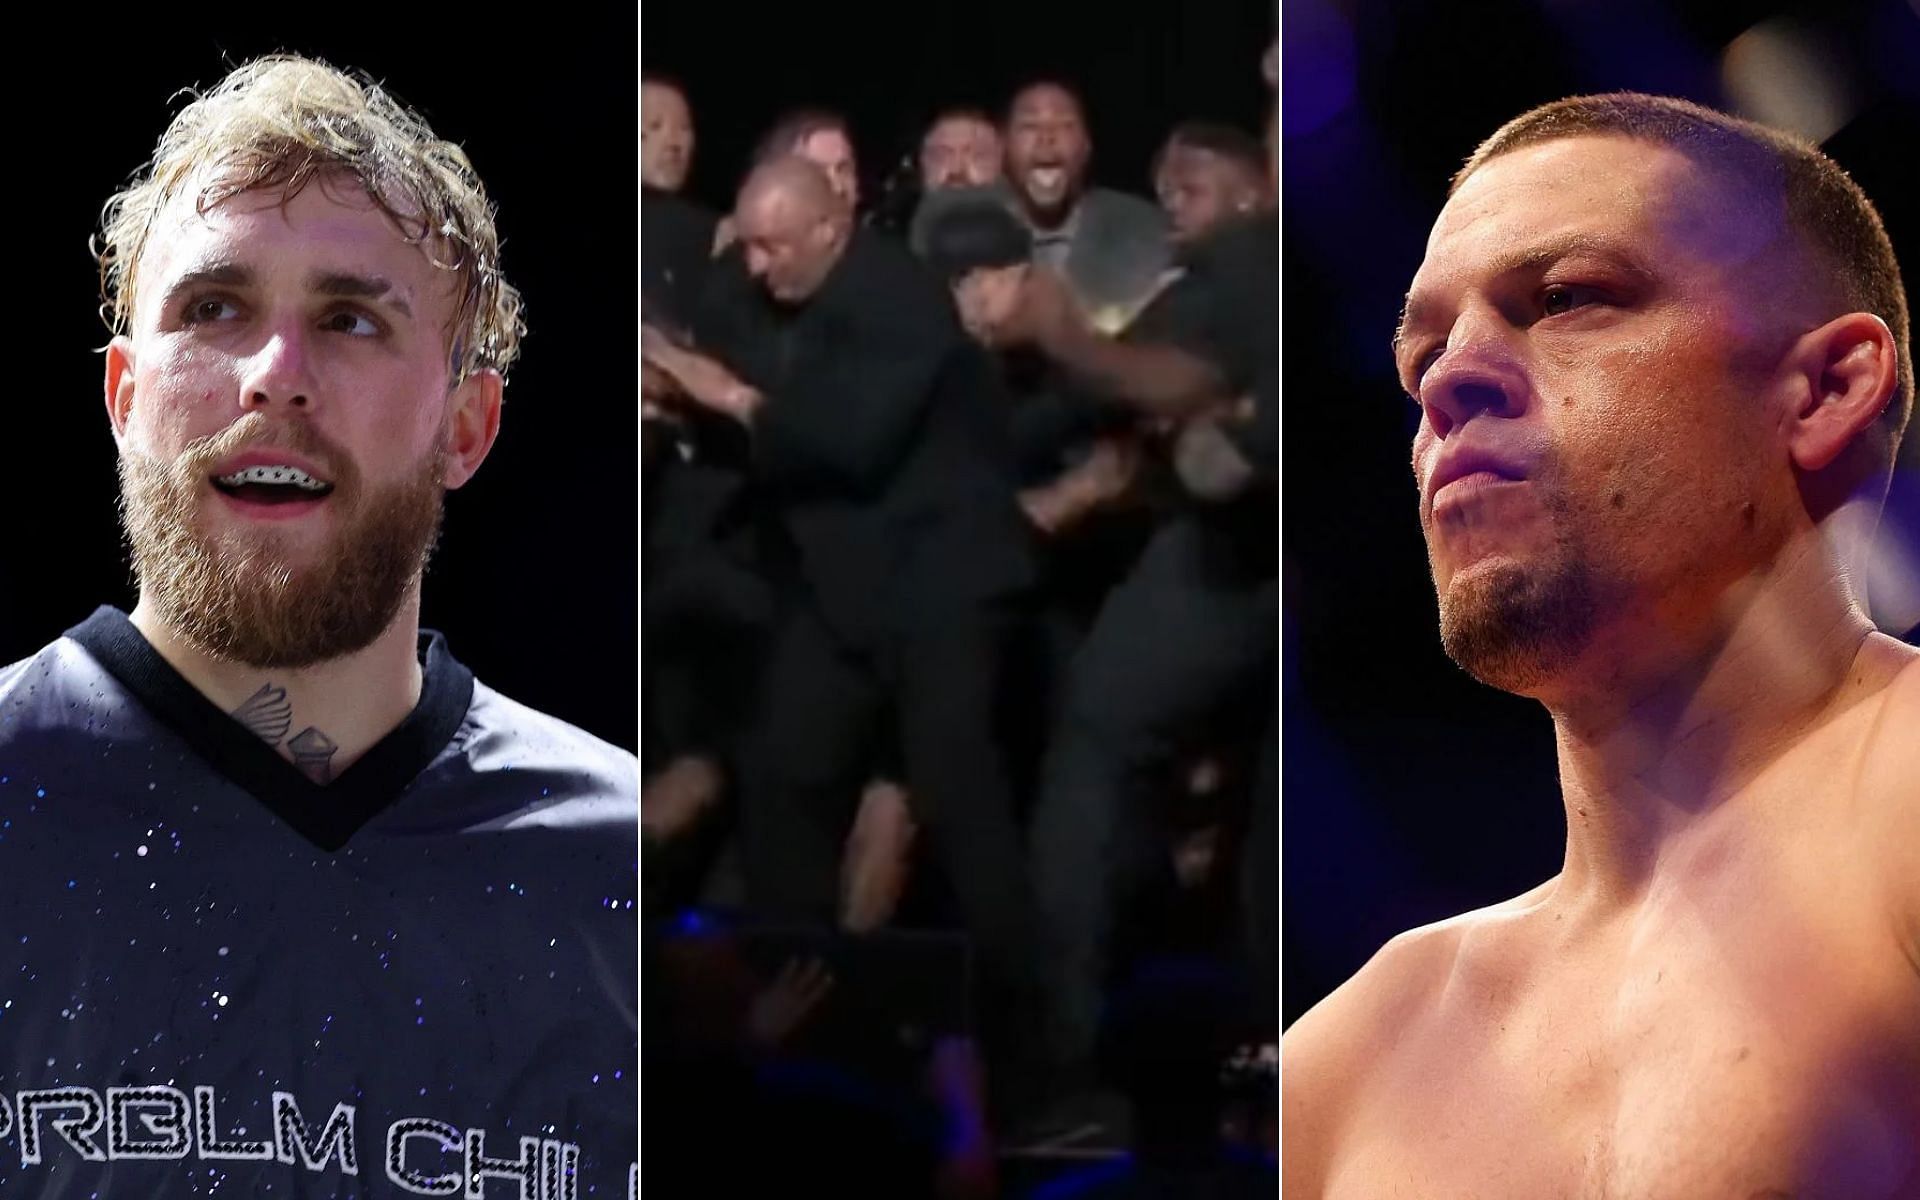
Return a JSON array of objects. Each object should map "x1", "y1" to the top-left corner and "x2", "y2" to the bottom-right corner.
[{"x1": 1283, "y1": 93, "x2": 1919, "y2": 1199}]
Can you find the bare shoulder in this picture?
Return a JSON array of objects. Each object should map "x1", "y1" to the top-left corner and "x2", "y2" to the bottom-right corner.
[
  {"x1": 1857, "y1": 637, "x2": 1920, "y2": 763},
  {"x1": 1853, "y1": 637, "x2": 1918, "y2": 831},
  {"x1": 1281, "y1": 880, "x2": 1556, "y2": 1192},
  {"x1": 1858, "y1": 637, "x2": 1920, "y2": 814},
  {"x1": 1855, "y1": 638, "x2": 1920, "y2": 963},
  {"x1": 1281, "y1": 916, "x2": 1461, "y2": 1091},
  {"x1": 1284, "y1": 879, "x2": 1555, "y2": 1054}
]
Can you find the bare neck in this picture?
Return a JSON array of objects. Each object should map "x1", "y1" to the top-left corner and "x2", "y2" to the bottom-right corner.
[
  {"x1": 129, "y1": 590, "x2": 427, "y2": 787},
  {"x1": 1543, "y1": 527, "x2": 1882, "y2": 908}
]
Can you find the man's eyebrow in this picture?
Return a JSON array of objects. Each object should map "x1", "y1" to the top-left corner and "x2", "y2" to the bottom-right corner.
[
  {"x1": 1393, "y1": 287, "x2": 1444, "y2": 365},
  {"x1": 309, "y1": 271, "x2": 414, "y2": 319},
  {"x1": 156, "y1": 262, "x2": 252, "y2": 311},
  {"x1": 1490, "y1": 232, "x2": 1656, "y2": 282},
  {"x1": 1392, "y1": 298, "x2": 1420, "y2": 363},
  {"x1": 153, "y1": 264, "x2": 419, "y2": 323},
  {"x1": 1392, "y1": 234, "x2": 1656, "y2": 362}
]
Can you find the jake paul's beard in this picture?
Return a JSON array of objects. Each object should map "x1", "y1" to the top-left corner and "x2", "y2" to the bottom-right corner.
[{"x1": 118, "y1": 415, "x2": 447, "y2": 669}]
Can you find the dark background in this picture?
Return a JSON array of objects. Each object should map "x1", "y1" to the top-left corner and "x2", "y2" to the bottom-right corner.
[
  {"x1": 1281, "y1": 0, "x2": 1920, "y2": 1025},
  {"x1": 645, "y1": 1, "x2": 1277, "y2": 217},
  {"x1": 1, "y1": 22, "x2": 638, "y2": 751}
]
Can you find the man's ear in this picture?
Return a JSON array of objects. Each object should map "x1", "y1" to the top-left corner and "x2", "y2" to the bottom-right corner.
[
  {"x1": 105, "y1": 336, "x2": 138, "y2": 441},
  {"x1": 1781, "y1": 312, "x2": 1898, "y2": 474},
  {"x1": 442, "y1": 368, "x2": 504, "y2": 490}
]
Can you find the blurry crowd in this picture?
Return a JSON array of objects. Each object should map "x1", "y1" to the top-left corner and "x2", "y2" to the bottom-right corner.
[{"x1": 641, "y1": 42, "x2": 1277, "y2": 1197}]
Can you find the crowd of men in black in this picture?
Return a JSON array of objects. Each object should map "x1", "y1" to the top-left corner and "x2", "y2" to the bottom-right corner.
[{"x1": 640, "y1": 54, "x2": 1277, "y2": 1190}]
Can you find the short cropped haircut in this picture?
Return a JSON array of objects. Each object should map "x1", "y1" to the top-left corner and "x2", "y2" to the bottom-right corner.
[
  {"x1": 97, "y1": 55, "x2": 524, "y2": 381},
  {"x1": 1004, "y1": 80, "x2": 1087, "y2": 129},
  {"x1": 1454, "y1": 92, "x2": 1911, "y2": 465},
  {"x1": 752, "y1": 108, "x2": 852, "y2": 167},
  {"x1": 641, "y1": 72, "x2": 688, "y2": 99},
  {"x1": 1153, "y1": 121, "x2": 1268, "y2": 181},
  {"x1": 924, "y1": 107, "x2": 998, "y2": 137}
]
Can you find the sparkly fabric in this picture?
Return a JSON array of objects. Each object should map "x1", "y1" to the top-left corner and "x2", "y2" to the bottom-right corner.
[{"x1": 0, "y1": 610, "x2": 637, "y2": 1198}]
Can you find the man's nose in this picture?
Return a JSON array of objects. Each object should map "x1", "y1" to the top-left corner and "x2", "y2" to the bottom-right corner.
[
  {"x1": 237, "y1": 325, "x2": 317, "y2": 413},
  {"x1": 1415, "y1": 308, "x2": 1530, "y2": 438}
]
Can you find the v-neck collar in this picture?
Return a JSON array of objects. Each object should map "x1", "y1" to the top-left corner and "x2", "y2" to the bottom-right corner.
[{"x1": 65, "y1": 606, "x2": 475, "y2": 852}]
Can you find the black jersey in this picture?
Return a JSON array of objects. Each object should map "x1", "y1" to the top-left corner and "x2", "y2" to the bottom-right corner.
[{"x1": 0, "y1": 608, "x2": 637, "y2": 1199}]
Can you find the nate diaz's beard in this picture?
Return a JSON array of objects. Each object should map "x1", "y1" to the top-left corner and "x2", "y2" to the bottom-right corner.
[
  {"x1": 1433, "y1": 492, "x2": 1600, "y2": 696},
  {"x1": 118, "y1": 419, "x2": 447, "y2": 670}
]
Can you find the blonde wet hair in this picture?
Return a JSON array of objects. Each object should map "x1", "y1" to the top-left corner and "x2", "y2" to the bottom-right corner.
[{"x1": 96, "y1": 54, "x2": 524, "y2": 381}]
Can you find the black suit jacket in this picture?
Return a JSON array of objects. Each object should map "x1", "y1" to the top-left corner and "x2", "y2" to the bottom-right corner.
[
  {"x1": 693, "y1": 230, "x2": 1036, "y2": 647},
  {"x1": 641, "y1": 186, "x2": 718, "y2": 333},
  {"x1": 1126, "y1": 214, "x2": 1280, "y2": 578}
]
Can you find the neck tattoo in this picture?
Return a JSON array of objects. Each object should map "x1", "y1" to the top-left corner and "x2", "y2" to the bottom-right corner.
[{"x1": 231, "y1": 683, "x2": 342, "y2": 785}]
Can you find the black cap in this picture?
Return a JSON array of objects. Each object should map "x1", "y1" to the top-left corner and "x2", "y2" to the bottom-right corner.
[{"x1": 919, "y1": 188, "x2": 1032, "y2": 281}]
